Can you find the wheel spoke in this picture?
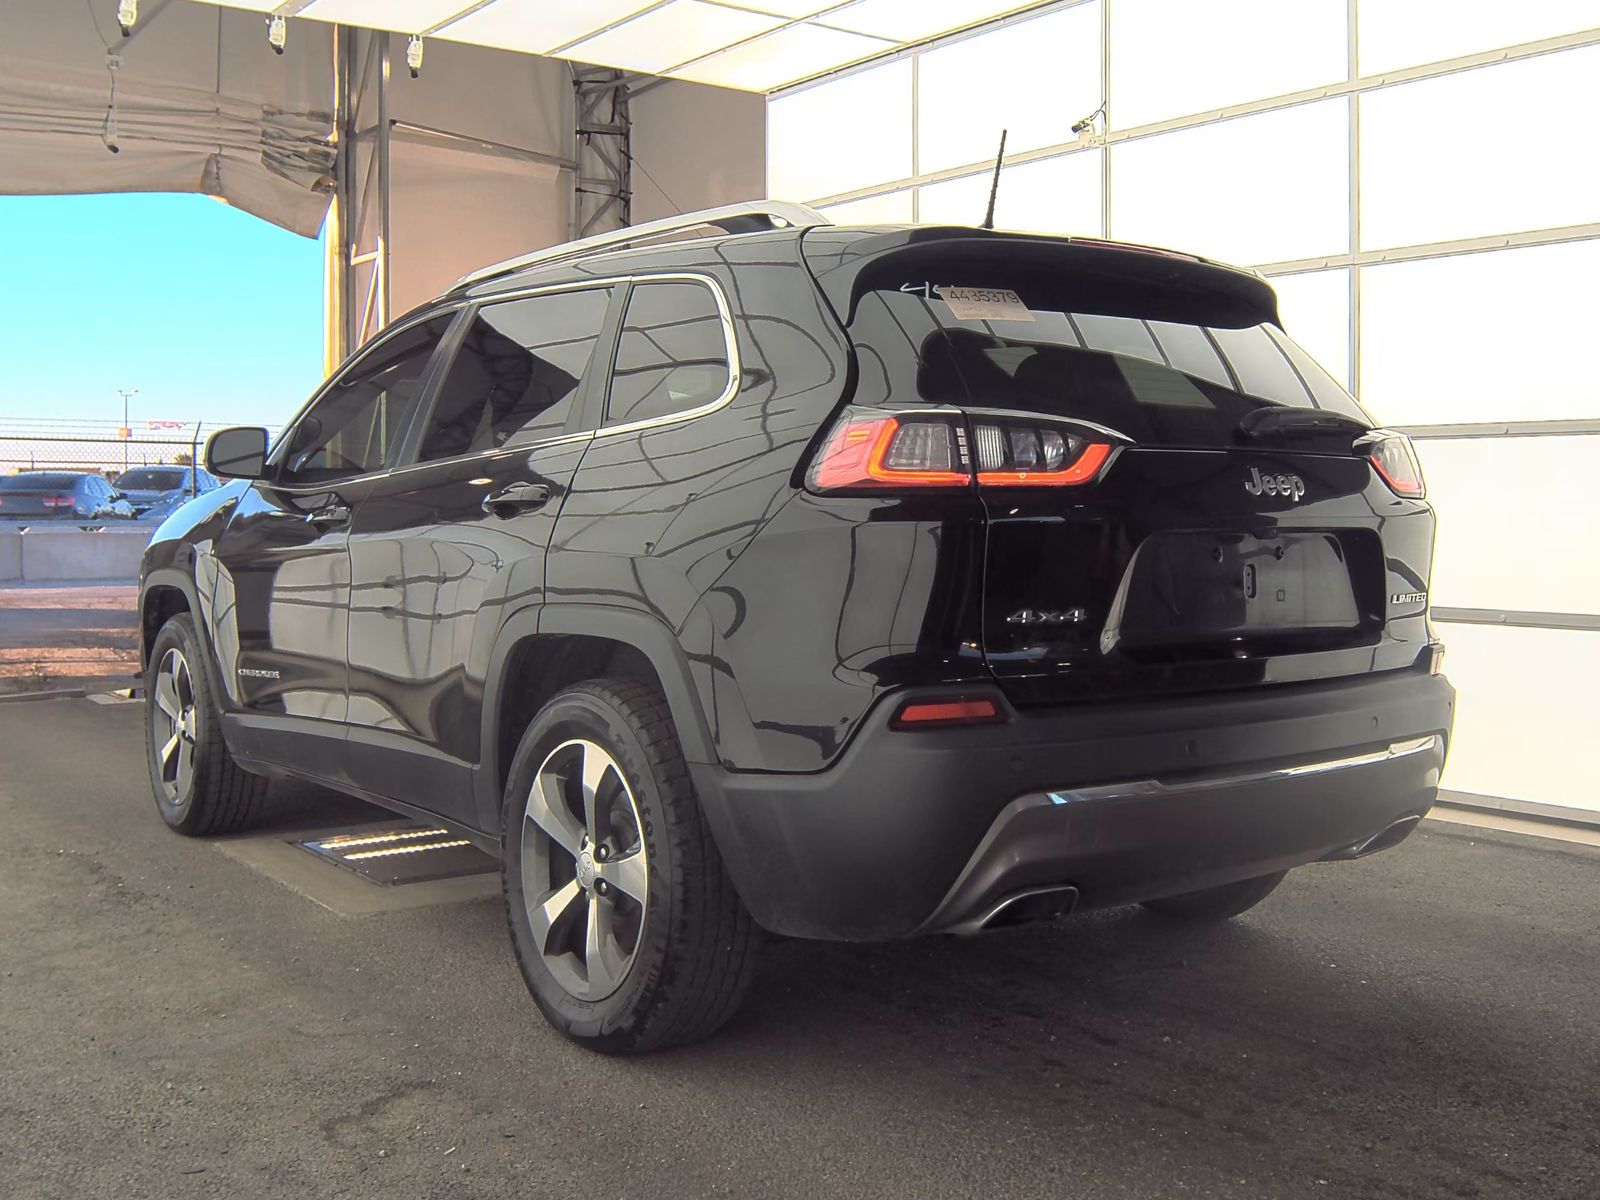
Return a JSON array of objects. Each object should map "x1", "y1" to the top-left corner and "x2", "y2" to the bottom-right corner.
[
  {"x1": 525, "y1": 771, "x2": 584, "y2": 856},
  {"x1": 527, "y1": 878, "x2": 583, "y2": 954},
  {"x1": 160, "y1": 731, "x2": 181, "y2": 772},
  {"x1": 578, "y1": 741, "x2": 611, "y2": 839},
  {"x1": 174, "y1": 660, "x2": 193, "y2": 710},
  {"x1": 598, "y1": 848, "x2": 647, "y2": 904},
  {"x1": 585, "y1": 897, "x2": 627, "y2": 996},
  {"x1": 174, "y1": 739, "x2": 195, "y2": 798},
  {"x1": 153, "y1": 673, "x2": 179, "y2": 721}
]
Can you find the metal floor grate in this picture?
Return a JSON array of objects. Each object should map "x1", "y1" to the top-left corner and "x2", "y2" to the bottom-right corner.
[{"x1": 297, "y1": 825, "x2": 497, "y2": 886}]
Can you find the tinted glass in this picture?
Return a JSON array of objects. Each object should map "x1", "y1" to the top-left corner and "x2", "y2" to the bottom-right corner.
[
  {"x1": 419, "y1": 288, "x2": 611, "y2": 462},
  {"x1": 850, "y1": 285, "x2": 1370, "y2": 448},
  {"x1": 1, "y1": 474, "x2": 82, "y2": 490},
  {"x1": 606, "y1": 281, "x2": 730, "y2": 427},
  {"x1": 280, "y1": 317, "x2": 451, "y2": 485},
  {"x1": 117, "y1": 468, "x2": 186, "y2": 490}
]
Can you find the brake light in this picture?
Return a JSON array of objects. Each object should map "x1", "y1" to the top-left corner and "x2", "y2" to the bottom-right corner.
[
  {"x1": 808, "y1": 415, "x2": 969, "y2": 490},
  {"x1": 807, "y1": 408, "x2": 1114, "y2": 493},
  {"x1": 1365, "y1": 431, "x2": 1426, "y2": 499},
  {"x1": 890, "y1": 696, "x2": 1003, "y2": 729}
]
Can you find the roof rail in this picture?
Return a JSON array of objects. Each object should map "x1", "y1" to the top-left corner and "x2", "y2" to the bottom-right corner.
[{"x1": 451, "y1": 200, "x2": 832, "y2": 290}]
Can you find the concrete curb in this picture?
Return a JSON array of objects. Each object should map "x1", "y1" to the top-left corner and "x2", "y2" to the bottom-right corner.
[{"x1": 0, "y1": 528, "x2": 150, "y2": 582}]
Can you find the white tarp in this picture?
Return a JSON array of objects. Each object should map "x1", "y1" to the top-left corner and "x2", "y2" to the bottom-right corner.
[{"x1": 1, "y1": 2, "x2": 335, "y2": 235}]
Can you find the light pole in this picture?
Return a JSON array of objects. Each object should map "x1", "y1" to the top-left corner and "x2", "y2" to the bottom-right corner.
[{"x1": 117, "y1": 388, "x2": 138, "y2": 473}]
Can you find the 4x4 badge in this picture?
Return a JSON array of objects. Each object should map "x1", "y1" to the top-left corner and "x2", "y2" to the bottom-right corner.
[
  {"x1": 1245, "y1": 466, "x2": 1306, "y2": 502},
  {"x1": 1006, "y1": 608, "x2": 1087, "y2": 625}
]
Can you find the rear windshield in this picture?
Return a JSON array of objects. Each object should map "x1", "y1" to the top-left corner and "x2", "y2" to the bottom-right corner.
[
  {"x1": 0, "y1": 474, "x2": 81, "y2": 489},
  {"x1": 849, "y1": 280, "x2": 1370, "y2": 447},
  {"x1": 116, "y1": 468, "x2": 185, "y2": 489}
]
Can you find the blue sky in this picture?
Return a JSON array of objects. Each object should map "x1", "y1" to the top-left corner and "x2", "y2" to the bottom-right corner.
[{"x1": 0, "y1": 193, "x2": 326, "y2": 430}]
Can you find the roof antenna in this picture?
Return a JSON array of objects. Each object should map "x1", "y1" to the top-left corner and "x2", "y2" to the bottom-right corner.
[{"x1": 980, "y1": 128, "x2": 1007, "y2": 230}]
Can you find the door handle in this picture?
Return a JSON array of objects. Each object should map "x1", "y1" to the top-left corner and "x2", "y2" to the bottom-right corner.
[
  {"x1": 305, "y1": 502, "x2": 351, "y2": 529},
  {"x1": 482, "y1": 481, "x2": 551, "y2": 517}
]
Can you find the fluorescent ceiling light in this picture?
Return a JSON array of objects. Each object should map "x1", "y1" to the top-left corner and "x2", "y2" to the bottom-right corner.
[
  {"x1": 826, "y1": 0, "x2": 1034, "y2": 44},
  {"x1": 564, "y1": 1, "x2": 786, "y2": 75},
  {"x1": 200, "y1": 1, "x2": 278, "y2": 11},
  {"x1": 674, "y1": 22, "x2": 896, "y2": 91},
  {"x1": 434, "y1": 0, "x2": 660, "y2": 54},
  {"x1": 299, "y1": 0, "x2": 481, "y2": 35}
]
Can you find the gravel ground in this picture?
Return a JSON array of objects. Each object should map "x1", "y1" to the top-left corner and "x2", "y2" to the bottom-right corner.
[
  {"x1": 1, "y1": 697, "x2": 1597, "y2": 1200},
  {"x1": 0, "y1": 582, "x2": 139, "y2": 695}
]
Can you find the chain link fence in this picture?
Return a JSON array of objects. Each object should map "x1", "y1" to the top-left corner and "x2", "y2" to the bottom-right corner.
[{"x1": 0, "y1": 420, "x2": 207, "y2": 480}]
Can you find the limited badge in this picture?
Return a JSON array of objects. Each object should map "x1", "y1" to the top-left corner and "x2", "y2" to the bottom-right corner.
[{"x1": 934, "y1": 285, "x2": 1035, "y2": 322}]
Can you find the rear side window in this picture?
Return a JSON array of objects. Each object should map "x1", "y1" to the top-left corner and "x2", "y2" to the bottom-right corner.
[
  {"x1": 419, "y1": 287, "x2": 613, "y2": 462},
  {"x1": 850, "y1": 284, "x2": 1369, "y2": 447},
  {"x1": 605, "y1": 280, "x2": 731, "y2": 427}
]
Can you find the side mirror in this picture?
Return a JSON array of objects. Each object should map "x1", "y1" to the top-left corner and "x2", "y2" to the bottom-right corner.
[{"x1": 206, "y1": 426, "x2": 270, "y2": 480}]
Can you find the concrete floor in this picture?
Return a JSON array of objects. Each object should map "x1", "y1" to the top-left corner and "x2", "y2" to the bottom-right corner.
[{"x1": 2, "y1": 697, "x2": 1597, "y2": 1200}]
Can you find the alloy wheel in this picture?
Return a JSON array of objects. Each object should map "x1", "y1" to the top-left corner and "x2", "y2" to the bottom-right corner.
[
  {"x1": 151, "y1": 647, "x2": 198, "y2": 804},
  {"x1": 521, "y1": 738, "x2": 650, "y2": 1001}
]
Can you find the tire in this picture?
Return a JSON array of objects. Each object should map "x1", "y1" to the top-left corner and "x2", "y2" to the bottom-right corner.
[
  {"x1": 1139, "y1": 870, "x2": 1288, "y2": 921},
  {"x1": 502, "y1": 678, "x2": 757, "y2": 1054},
  {"x1": 144, "y1": 613, "x2": 269, "y2": 836}
]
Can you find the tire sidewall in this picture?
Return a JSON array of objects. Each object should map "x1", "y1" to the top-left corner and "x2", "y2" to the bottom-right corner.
[
  {"x1": 144, "y1": 615, "x2": 207, "y2": 831},
  {"x1": 502, "y1": 687, "x2": 675, "y2": 1045}
]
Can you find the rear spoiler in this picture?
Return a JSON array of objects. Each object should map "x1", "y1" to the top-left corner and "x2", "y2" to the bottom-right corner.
[{"x1": 799, "y1": 226, "x2": 1281, "y2": 330}]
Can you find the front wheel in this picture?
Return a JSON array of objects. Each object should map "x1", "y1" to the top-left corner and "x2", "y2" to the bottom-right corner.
[
  {"x1": 1139, "y1": 871, "x2": 1287, "y2": 921},
  {"x1": 502, "y1": 679, "x2": 757, "y2": 1054},
  {"x1": 144, "y1": 613, "x2": 269, "y2": 836}
]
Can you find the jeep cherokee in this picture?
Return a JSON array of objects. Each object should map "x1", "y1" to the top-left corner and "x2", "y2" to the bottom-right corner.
[{"x1": 138, "y1": 201, "x2": 1455, "y2": 1053}]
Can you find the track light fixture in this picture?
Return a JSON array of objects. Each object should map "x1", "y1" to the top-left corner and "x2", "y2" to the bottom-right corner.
[
  {"x1": 406, "y1": 35, "x2": 424, "y2": 79},
  {"x1": 116, "y1": 0, "x2": 137, "y2": 37},
  {"x1": 102, "y1": 53, "x2": 122, "y2": 153},
  {"x1": 267, "y1": 13, "x2": 287, "y2": 55}
]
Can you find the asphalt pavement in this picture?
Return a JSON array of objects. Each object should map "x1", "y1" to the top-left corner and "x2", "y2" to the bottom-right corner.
[{"x1": 2, "y1": 696, "x2": 1596, "y2": 1199}]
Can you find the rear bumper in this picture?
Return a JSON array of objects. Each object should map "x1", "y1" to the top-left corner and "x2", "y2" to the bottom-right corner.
[{"x1": 690, "y1": 670, "x2": 1454, "y2": 941}]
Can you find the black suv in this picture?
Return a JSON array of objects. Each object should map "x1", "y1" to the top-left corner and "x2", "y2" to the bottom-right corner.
[{"x1": 139, "y1": 202, "x2": 1454, "y2": 1053}]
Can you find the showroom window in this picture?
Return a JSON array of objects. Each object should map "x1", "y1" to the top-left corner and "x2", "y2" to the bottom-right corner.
[
  {"x1": 605, "y1": 280, "x2": 731, "y2": 427},
  {"x1": 417, "y1": 287, "x2": 613, "y2": 462}
]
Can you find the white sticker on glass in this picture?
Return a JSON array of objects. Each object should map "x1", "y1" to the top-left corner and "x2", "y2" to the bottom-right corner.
[{"x1": 934, "y1": 286, "x2": 1035, "y2": 323}]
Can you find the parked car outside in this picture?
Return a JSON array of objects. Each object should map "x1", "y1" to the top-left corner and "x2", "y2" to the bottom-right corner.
[
  {"x1": 0, "y1": 471, "x2": 135, "y2": 521},
  {"x1": 114, "y1": 465, "x2": 219, "y2": 514},
  {"x1": 136, "y1": 202, "x2": 1455, "y2": 1054}
]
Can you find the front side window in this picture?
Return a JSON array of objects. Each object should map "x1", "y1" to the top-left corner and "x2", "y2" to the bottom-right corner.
[
  {"x1": 279, "y1": 316, "x2": 452, "y2": 485},
  {"x1": 418, "y1": 287, "x2": 612, "y2": 462},
  {"x1": 605, "y1": 280, "x2": 731, "y2": 427}
]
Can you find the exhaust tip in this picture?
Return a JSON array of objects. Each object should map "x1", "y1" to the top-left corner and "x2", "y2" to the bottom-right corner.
[
  {"x1": 955, "y1": 885, "x2": 1079, "y2": 934},
  {"x1": 1355, "y1": 814, "x2": 1423, "y2": 857}
]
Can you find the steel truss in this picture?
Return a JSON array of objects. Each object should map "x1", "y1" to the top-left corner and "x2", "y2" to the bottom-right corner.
[{"x1": 572, "y1": 66, "x2": 632, "y2": 241}]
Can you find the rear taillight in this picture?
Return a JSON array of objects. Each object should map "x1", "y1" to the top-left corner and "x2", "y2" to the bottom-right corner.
[
  {"x1": 43, "y1": 496, "x2": 74, "y2": 508},
  {"x1": 807, "y1": 408, "x2": 1115, "y2": 493},
  {"x1": 1364, "y1": 431, "x2": 1426, "y2": 499}
]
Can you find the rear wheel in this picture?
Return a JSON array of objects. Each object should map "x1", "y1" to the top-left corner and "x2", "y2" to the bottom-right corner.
[
  {"x1": 1140, "y1": 870, "x2": 1287, "y2": 921},
  {"x1": 502, "y1": 679, "x2": 757, "y2": 1053},
  {"x1": 144, "y1": 613, "x2": 268, "y2": 836}
]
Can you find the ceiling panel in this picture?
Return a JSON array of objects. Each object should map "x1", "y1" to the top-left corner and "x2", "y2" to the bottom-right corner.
[
  {"x1": 433, "y1": 1, "x2": 661, "y2": 55},
  {"x1": 299, "y1": 0, "x2": 479, "y2": 35},
  {"x1": 676, "y1": 22, "x2": 897, "y2": 91},
  {"x1": 185, "y1": 0, "x2": 1052, "y2": 93},
  {"x1": 825, "y1": 0, "x2": 1038, "y2": 43},
  {"x1": 563, "y1": 1, "x2": 787, "y2": 74}
]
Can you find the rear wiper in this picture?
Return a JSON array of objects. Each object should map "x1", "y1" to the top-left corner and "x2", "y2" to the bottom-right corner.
[{"x1": 1237, "y1": 407, "x2": 1371, "y2": 441}]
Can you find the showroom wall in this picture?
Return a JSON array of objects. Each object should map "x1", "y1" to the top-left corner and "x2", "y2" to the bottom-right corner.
[{"x1": 766, "y1": 0, "x2": 1600, "y2": 817}]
